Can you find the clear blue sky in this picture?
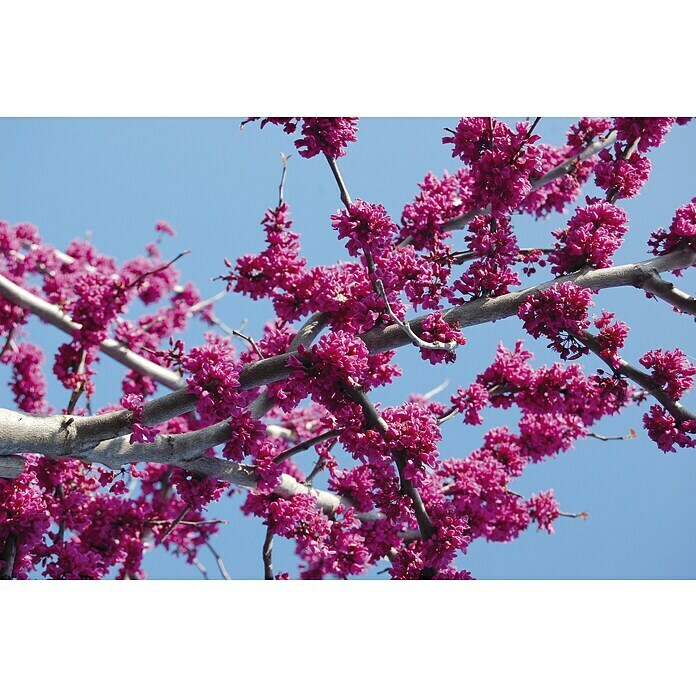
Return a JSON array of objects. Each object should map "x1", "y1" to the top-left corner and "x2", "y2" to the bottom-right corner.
[{"x1": 1, "y1": 118, "x2": 694, "y2": 579}]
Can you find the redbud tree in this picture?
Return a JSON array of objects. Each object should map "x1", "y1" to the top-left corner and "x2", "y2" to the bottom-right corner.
[{"x1": 0, "y1": 117, "x2": 694, "y2": 580}]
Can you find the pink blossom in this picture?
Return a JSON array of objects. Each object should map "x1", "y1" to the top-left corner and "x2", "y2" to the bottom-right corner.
[
  {"x1": 517, "y1": 283, "x2": 594, "y2": 359},
  {"x1": 548, "y1": 200, "x2": 628, "y2": 275},
  {"x1": 527, "y1": 490, "x2": 561, "y2": 533}
]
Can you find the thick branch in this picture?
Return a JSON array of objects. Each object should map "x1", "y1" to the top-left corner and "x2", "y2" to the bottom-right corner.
[
  {"x1": 235, "y1": 246, "x2": 696, "y2": 390},
  {"x1": 636, "y1": 268, "x2": 696, "y2": 317},
  {"x1": 2, "y1": 248, "x2": 693, "y2": 461},
  {"x1": 0, "y1": 272, "x2": 186, "y2": 391},
  {"x1": 0, "y1": 455, "x2": 26, "y2": 479}
]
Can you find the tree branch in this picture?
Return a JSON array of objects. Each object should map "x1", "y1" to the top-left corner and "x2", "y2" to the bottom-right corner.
[
  {"x1": 635, "y1": 267, "x2": 696, "y2": 317},
  {"x1": 576, "y1": 331, "x2": 696, "y2": 424},
  {"x1": 0, "y1": 455, "x2": 26, "y2": 479},
  {"x1": 441, "y1": 130, "x2": 618, "y2": 232},
  {"x1": 0, "y1": 272, "x2": 186, "y2": 391}
]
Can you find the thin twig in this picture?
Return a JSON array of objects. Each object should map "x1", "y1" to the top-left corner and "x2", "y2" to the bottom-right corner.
[
  {"x1": 206, "y1": 541, "x2": 232, "y2": 580},
  {"x1": 208, "y1": 316, "x2": 265, "y2": 359},
  {"x1": 278, "y1": 152, "x2": 290, "y2": 207},
  {"x1": 559, "y1": 511, "x2": 589, "y2": 520},
  {"x1": 193, "y1": 558, "x2": 209, "y2": 579},
  {"x1": 0, "y1": 328, "x2": 15, "y2": 361},
  {"x1": 435, "y1": 247, "x2": 554, "y2": 266},
  {"x1": 274, "y1": 428, "x2": 342, "y2": 465},
  {"x1": 422, "y1": 379, "x2": 450, "y2": 400},
  {"x1": 160, "y1": 502, "x2": 193, "y2": 542},
  {"x1": 588, "y1": 429, "x2": 637, "y2": 442},
  {"x1": 188, "y1": 290, "x2": 227, "y2": 315},
  {"x1": 305, "y1": 439, "x2": 338, "y2": 486},
  {"x1": 325, "y1": 155, "x2": 352, "y2": 208},
  {"x1": 66, "y1": 348, "x2": 88, "y2": 416},
  {"x1": 124, "y1": 250, "x2": 190, "y2": 291},
  {"x1": 374, "y1": 277, "x2": 459, "y2": 353},
  {"x1": 147, "y1": 518, "x2": 228, "y2": 527}
]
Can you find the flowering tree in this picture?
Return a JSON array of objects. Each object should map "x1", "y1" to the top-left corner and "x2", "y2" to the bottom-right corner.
[{"x1": 0, "y1": 117, "x2": 694, "y2": 581}]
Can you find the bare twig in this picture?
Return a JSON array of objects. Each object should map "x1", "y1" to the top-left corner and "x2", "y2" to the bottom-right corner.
[
  {"x1": 588, "y1": 429, "x2": 637, "y2": 442},
  {"x1": 125, "y1": 250, "x2": 190, "y2": 291},
  {"x1": 305, "y1": 439, "x2": 338, "y2": 486},
  {"x1": 193, "y1": 558, "x2": 209, "y2": 579},
  {"x1": 147, "y1": 518, "x2": 228, "y2": 527},
  {"x1": 208, "y1": 315, "x2": 265, "y2": 359},
  {"x1": 278, "y1": 152, "x2": 290, "y2": 207},
  {"x1": 436, "y1": 247, "x2": 554, "y2": 266},
  {"x1": 188, "y1": 290, "x2": 226, "y2": 315},
  {"x1": 160, "y1": 502, "x2": 193, "y2": 542},
  {"x1": 325, "y1": 155, "x2": 352, "y2": 208},
  {"x1": 559, "y1": 511, "x2": 589, "y2": 520},
  {"x1": 206, "y1": 541, "x2": 232, "y2": 580},
  {"x1": 374, "y1": 277, "x2": 459, "y2": 353},
  {"x1": 273, "y1": 428, "x2": 342, "y2": 465},
  {"x1": 65, "y1": 348, "x2": 88, "y2": 415}
]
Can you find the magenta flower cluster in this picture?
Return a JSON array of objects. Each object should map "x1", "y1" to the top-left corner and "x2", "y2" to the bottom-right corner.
[
  {"x1": 517, "y1": 283, "x2": 594, "y2": 359},
  {"x1": 242, "y1": 117, "x2": 359, "y2": 159},
  {"x1": 548, "y1": 200, "x2": 628, "y2": 275}
]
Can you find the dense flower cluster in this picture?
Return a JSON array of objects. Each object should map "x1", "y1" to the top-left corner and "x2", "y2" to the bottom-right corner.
[
  {"x1": 452, "y1": 214, "x2": 521, "y2": 300},
  {"x1": 648, "y1": 197, "x2": 696, "y2": 263},
  {"x1": 594, "y1": 118, "x2": 685, "y2": 200},
  {"x1": 517, "y1": 283, "x2": 594, "y2": 359},
  {"x1": 520, "y1": 118, "x2": 612, "y2": 218},
  {"x1": 638, "y1": 348, "x2": 695, "y2": 401},
  {"x1": 527, "y1": 490, "x2": 561, "y2": 533},
  {"x1": 643, "y1": 406, "x2": 696, "y2": 453},
  {"x1": 417, "y1": 312, "x2": 466, "y2": 364},
  {"x1": 1, "y1": 342, "x2": 49, "y2": 414},
  {"x1": 451, "y1": 383, "x2": 490, "y2": 425},
  {"x1": 399, "y1": 169, "x2": 474, "y2": 250},
  {"x1": 593, "y1": 311, "x2": 629, "y2": 371},
  {"x1": 613, "y1": 118, "x2": 676, "y2": 153},
  {"x1": 332, "y1": 200, "x2": 397, "y2": 260},
  {"x1": 286, "y1": 331, "x2": 372, "y2": 419},
  {"x1": 548, "y1": 200, "x2": 628, "y2": 275},
  {"x1": 594, "y1": 146, "x2": 652, "y2": 200},
  {"x1": 444, "y1": 117, "x2": 543, "y2": 211}
]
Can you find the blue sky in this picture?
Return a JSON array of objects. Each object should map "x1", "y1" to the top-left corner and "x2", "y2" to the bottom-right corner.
[{"x1": 1, "y1": 118, "x2": 694, "y2": 579}]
